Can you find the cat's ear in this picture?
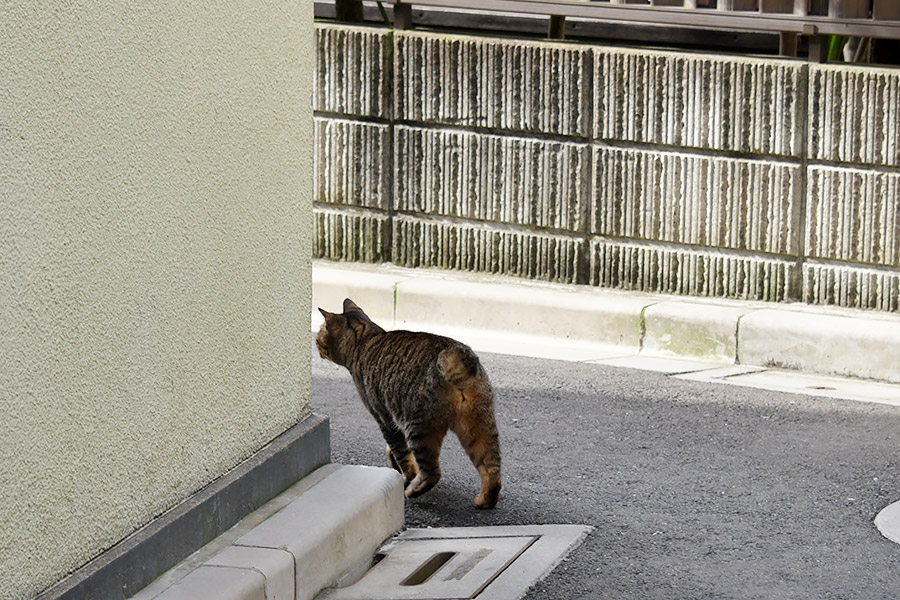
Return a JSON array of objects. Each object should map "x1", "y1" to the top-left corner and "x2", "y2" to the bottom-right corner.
[
  {"x1": 318, "y1": 308, "x2": 334, "y2": 320},
  {"x1": 343, "y1": 298, "x2": 362, "y2": 313}
]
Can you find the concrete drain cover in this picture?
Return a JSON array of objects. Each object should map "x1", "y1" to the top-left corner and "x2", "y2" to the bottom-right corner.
[{"x1": 320, "y1": 525, "x2": 591, "y2": 600}]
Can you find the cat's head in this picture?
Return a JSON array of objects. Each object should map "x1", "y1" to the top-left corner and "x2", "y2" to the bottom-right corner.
[{"x1": 316, "y1": 298, "x2": 384, "y2": 366}]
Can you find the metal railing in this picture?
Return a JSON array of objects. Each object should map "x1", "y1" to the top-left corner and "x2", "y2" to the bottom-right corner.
[{"x1": 331, "y1": 0, "x2": 900, "y2": 59}]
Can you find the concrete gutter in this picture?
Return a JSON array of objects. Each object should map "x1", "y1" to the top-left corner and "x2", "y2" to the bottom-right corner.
[
  {"x1": 312, "y1": 260, "x2": 900, "y2": 385},
  {"x1": 131, "y1": 465, "x2": 405, "y2": 600}
]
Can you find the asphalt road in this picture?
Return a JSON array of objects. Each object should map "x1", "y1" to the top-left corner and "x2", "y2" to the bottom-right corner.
[{"x1": 312, "y1": 346, "x2": 900, "y2": 600}]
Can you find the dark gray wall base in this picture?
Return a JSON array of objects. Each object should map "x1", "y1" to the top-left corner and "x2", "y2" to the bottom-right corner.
[{"x1": 35, "y1": 414, "x2": 331, "y2": 600}]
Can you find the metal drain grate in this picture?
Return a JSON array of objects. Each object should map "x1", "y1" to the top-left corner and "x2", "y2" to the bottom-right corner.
[{"x1": 319, "y1": 525, "x2": 591, "y2": 600}]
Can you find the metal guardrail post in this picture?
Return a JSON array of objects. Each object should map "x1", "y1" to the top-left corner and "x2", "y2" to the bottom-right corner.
[
  {"x1": 395, "y1": 1, "x2": 413, "y2": 29},
  {"x1": 548, "y1": 14, "x2": 565, "y2": 39},
  {"x1": 807, "y1": 30, "x2": 828, "y2": 62},
  {"x1": 780, "y1": 32, "x2": 799, "y2": 55}
]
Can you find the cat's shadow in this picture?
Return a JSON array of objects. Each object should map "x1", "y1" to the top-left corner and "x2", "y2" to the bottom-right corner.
[{"x1": 402, "y1": 476, "x2": 529, "y2": 529}]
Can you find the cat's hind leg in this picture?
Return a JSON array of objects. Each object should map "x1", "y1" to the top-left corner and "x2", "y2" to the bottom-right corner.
[
  {"x1": 454, "y1": 380, "x2": 501, "y2": 509},
  {"x1": 405, "y1": 429, "x2": 446, "y2": 498}
]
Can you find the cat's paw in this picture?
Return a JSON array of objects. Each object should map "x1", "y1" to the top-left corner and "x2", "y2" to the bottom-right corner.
[
  {"x1": 473, "y1": 493, "x2": 498, "y2": 509},
  {"x1": 405, "y1": 473, "x2": 440, "y2": 498},
  {"x1": 387, "y1": 447, "x2": 418, "y2": 484},
  {"x1": 473, "y1": 484, "x2": 500, "y2": 509}
]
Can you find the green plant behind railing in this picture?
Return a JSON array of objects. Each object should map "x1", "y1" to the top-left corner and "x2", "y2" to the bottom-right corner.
[
  {"x1": 377, "y1": 1, "x2": 391, "y2": 26},
  {"x1": 828, "y1": 35, "x2": 849, "y2": 61}
]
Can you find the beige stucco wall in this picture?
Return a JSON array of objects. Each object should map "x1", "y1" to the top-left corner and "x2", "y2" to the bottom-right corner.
[{"x1": 0, "y1": 3, "x2": 313, "y2": 598}]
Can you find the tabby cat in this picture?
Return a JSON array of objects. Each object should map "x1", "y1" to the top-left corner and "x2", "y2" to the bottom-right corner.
[{"x1": 316, "y1": 299, "x2": 501, "y2": 509}]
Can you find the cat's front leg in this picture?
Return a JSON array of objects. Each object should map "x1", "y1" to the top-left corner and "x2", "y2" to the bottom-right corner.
[
  {"x1": 379, "y1": 424, "x2": 418, "y2": 485},
  {"x1": 405, "y1": 430, "x2": 445, "y2": 498},
  {"x1": 385, "y1": 443, "x2": 418, "y2": 485}
]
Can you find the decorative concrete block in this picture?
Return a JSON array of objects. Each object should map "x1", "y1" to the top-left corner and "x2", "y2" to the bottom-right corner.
[
  {"x1": 395, "y1": 126, "x2": 589, "y2": 231},
  {"x1": 805, "y1": 165, "x2": 900, "y2": 265},
  {"x1": 594, "y1": 48, "x2": 803, "y2": 156},
  {"x1": 594, "y1": 147, "x2": 800, "y2": 254},
  {"x1": 315, "y1": 118, "x2": 390, "y2": 210},
  {"x1": 395, "y1": 32, "x2": 589, "y2": 136},
  {"x1": 315, "y1": 25, "x2": 389, "y2": 118},
  {"x1": 314, "y1": 207, "x2": 391, "y2": 263},
  {"x1": 803, "y1": 262, "x2": 900, "y2": 312},
  {"x1": 392, "y1": 215, "x2": 584, "y2": 284},
  {"x1": 809, "y1": 64, "x2": 900, "y2": 167},
  {"x1": 310, "y1": 24, "x2": 900, "y2": 316},
  {"x1": 590, "y1": 239, "x2": 795, "y2": 302}
]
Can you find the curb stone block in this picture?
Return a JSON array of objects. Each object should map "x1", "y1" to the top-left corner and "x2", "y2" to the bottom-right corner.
[
  {"x1": 642, "y1": 301, "x2": 752, "y2": 363},
  {"x1": 312, "y1": 265, "x2": 407, "y2": 327},
  {"x1": 236, "y1": 466, "x2": 405, "y2": 600},
  {"x1": 153, "y1": 566, "x2": 266, "y2": 600},
  {"x1": 206, "y1": 547, "x2": 294, "y2": 600},
  {"x1": 738, "y1": 309, "x2": 900, "y2": 383},
  {"x1": 134, "y1": 465, "x2": 404, "y2": 600},
  {"x1": 313, "y1": 261, "x2": 900, "y2": 383},
  {"x1": 395, "y1": 277, "x2": 648, "y2": 348}
]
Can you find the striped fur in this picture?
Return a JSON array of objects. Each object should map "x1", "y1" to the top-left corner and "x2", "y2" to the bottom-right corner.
[{"x1": 316, "y1": 298, "x2": 501, "y2": 508}]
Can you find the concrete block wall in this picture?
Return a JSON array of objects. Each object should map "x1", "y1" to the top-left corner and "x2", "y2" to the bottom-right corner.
[{"x1": 314, "y1": 23, "x2": 900, "y2": 312}]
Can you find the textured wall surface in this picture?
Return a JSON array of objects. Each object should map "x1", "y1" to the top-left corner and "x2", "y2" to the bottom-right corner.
[
  {"x1": 314, "y1": 24, "x2": 900, "y2": 312},
  {"x1": 0, "y1": 3, "x2": 313, "y2": 598},
  {"x1": 595, "y1": 49, "x2": 804, "y2": 156}
]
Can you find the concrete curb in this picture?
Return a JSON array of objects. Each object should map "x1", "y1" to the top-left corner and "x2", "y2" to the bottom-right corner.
[
  {"x1": 312, "y1": 260, "x2": 900, "y2": 384},
  {"x1": 132, "y1": 465, "x2": 404, "y2": 600}
]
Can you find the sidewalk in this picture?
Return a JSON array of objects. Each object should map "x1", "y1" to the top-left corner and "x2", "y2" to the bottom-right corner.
[{"x1": 312, "y1": 260, "x2": 900, "y2": 405}]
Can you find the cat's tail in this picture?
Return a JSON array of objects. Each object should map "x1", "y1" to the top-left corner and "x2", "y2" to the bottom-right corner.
[{"x1": 437, "y1": 344, "x2": 480, "y2": 390}]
